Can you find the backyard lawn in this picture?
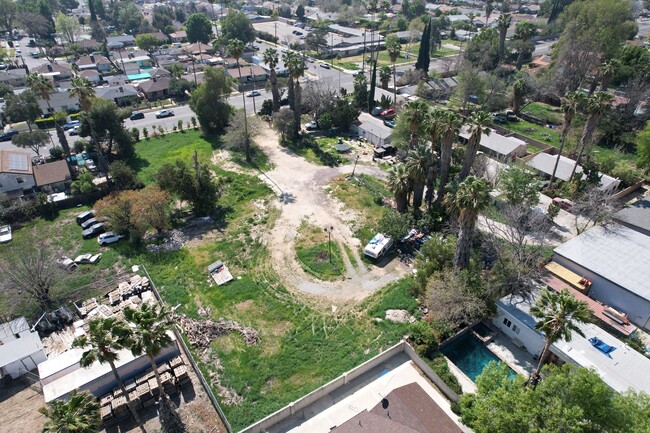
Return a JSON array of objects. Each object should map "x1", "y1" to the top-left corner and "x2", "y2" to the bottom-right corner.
[{"x1": 521, "y1": 102, "x2": 563, "y2": 125}]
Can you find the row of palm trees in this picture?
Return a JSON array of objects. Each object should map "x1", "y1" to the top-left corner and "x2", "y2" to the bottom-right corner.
[
  {"x1": 387, "y1": 101, "x2": 492, "y2": 213},
  {"x1": 40, "y1": 303, "x2": 181, "y2": 432}
]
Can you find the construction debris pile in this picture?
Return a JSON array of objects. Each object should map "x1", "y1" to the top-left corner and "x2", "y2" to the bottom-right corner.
[
  {"x1": 100, "y1": 355, "x2": 190, "y2": 427},
  {"x1": 174, "y1": 315, "x2": 260, "y2": 349}
]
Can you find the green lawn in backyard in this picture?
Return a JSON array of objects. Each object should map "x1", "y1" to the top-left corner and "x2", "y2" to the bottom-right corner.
[
  {"x1": 501, "y1": 119, "x2": 561, "y2": 149},
  {"x1": 522, "y1": 102, "x2": 563, "y2": 125},
  {"x1": 295, "y1": 222, "x2": 347, "y2": 281},
  {"x1": 281, "y1": 136, "x2": 349, "y2": 167}
]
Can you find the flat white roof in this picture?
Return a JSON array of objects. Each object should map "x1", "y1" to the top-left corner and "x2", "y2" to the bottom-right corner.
[
  {"x1": 527, "y1": 152, "x2": 619, "y2": 190},
  {"x1": 554, "y1": 223, "x2": 650, "y2": 301},
  {"x1": 460, "y1": 126, "x2": 526, "y2": 156},
  {"x1": 0, "y1": 319, "x2": 44, "y2": 369}
]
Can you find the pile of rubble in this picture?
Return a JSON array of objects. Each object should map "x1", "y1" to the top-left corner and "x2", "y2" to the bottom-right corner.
[
  {"x1": 145, "y1": 230, "x2": 188, "y2": 253},
  {"x1": 173, "y1": 315, "x2": 260, "y2": 349}
]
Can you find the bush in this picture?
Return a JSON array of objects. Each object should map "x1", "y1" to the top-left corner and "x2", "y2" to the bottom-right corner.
[
  {"x1": 142, "y1": 127, "x2": 149, "y2": 140},
  {"x1": 427, "y1": 354, "x2": 463, "y2": 395},
  {"x1": 258, "y1": 99, "x2": 273, "y2": 116},
  {"x1": 49, "y1": 146, "x2": 64, "y2": 160},
  {"x1": 131, "y1": 127, "x2": 140, "y2": 142},
  {"x1": 409, "y1": 321, "x2": 439, "y2": 356},
  {"x1": 73, "y1": 140, "x2": 86, "y2": 154}
]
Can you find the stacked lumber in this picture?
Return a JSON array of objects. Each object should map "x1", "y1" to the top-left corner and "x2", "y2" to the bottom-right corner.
[
  {"x1": 174, "y1": 314, "x2": 260, "y2": 349},
  {"x1": 111, "y1": 395, "x2": 129, "y2": 420},
  {"x1": 173, "y1": 365, "x2": 191, "y2": 387}
]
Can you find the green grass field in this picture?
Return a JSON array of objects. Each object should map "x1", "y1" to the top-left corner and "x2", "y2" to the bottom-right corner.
[
  {"x1": 522, "y1": 102, "x2": 563, "y2": 125},
  {"x1": 295, "y1": 223, "x2": 347, "y2": 281}
]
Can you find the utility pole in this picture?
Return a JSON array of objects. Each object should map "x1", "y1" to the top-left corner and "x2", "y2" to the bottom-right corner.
[{"x1": 250, "y1": 65, "x2": 257, "y2": 113}]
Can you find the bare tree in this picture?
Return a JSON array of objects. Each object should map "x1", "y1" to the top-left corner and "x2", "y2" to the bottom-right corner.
[
  {"x1": 572, "y1": 186, "x2": 617, "y2": 235},
  {"x1": 223, "y1": 109, "x2": 261, "y2": 153},
  {"x1": 301, "y1": 79, "x2": 338, "y2": 119},
  {"x1": 0, "y1": 236, "x2": 62, "y2": 312}
]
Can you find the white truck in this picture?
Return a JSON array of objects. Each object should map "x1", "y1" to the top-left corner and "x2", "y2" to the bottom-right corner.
[{"x1": 364, "y1": 233, "x2": 393, "y2": 259}]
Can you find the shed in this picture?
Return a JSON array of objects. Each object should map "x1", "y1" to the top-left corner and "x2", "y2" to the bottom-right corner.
[
  {"x1": 459, "y1": 126, "x2": 527, "y2": 161},
  {"x1": 0, "y1": 317, "x2": 47, "y2": 379},
  {"x1": 526, "y1": 153, "x2": 620, "y2": 192},
  {"x1": 208, "y1": 261, "x2": 234, "y2": 286}
]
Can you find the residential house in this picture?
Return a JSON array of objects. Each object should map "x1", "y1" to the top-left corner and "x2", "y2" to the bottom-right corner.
[
  {"x1": 95, "y1": 84, "x2": 140, "y2": 106},
  {"x1": 0, "y1": 317, "x2": 47, "y2": 379},
  {"x1": 77, "y1": 39, "x2": 101, "y2": 52},
  {"x1": 136, "y1": 77, "x2": 171, "y2": 100},
  {"x1": 494, "y1": 288, "x2": 650, "y2": 395},
  {"x1": 33, "y1": 62, "x2": 73, "y2": 81},
  {"x1": 526, "y1": 152, "x2": 620, "y2": 192},
  {"x1": 0, "y1": 150, "x2": 36, "y2": 197},
  {"x1": 225, "y1": 64, "x2": 268, "y2": 87},
  {"x1": 37, "y1": 90, "x2": 80, "y2": 114},
  {"x1": 0, "y1": 69, "x2": 28, "y2": 87},
  {"x1": 184, "y1": 42, "x2": 214, "y2": 55},
  {"x1": 394, "y1": 30, "x2": 422, "y2": 42},
  {"x1": 552, "y1": 223, "x2": 650, "y2": 330},
  {"x1": 119, "y1": 55, "x2": 153, "y2": 77},
  {"x1": 78, "y1": 69, "x2": 101, "y2": 84},
  {"x1": 139, "y1": 31, "x2": 168, "y2": 44},
  {"x1": 354, "y1": 113, "x2": 393, "y2": 147},
  {"x1": 459, "y1": 126, "x2": 527, "y2": 161},
  {"x1": 169, "y1": 30, "x2": 187, "y2": 43},
  {"x1": 613, "y1": 197, "x2": 650, "y2": 236},
  {"x1": 33, "y1": 159, "x2": 72, "y2": 193},
  {"x1": 106, "y1": 34, "x2": 135, "y2": 49},
  {"x1": 75, "y1": 54, "x2": 112, "y2": 72}
]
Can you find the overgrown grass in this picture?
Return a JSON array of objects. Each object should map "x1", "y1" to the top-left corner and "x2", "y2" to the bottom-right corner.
[
  {"x1": 502, "y1": 119, "x2": 561, "y2": 149},
  {"x1": 281, "y1": 137, "x2": 346, "y2": 166},
  {"x1": 366, "y1": 278, "x2": 419, "y2": 318},
  {"x1": 295, "y1": 222, "x2": 346, "y2": 281},
  {"x1": 522, "y1": 102, "x2": 563, "y2": 125}
]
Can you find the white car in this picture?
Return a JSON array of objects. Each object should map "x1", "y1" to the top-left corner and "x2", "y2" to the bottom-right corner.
[
  {"x1": 98, "y1": 232, "x2": 124, "y2": 246},
  {"x1": 0, "y1": 225, "x2": 12, "y2": 243},
  {"x1": 155, "y1": 109, "x2": 174, "y2": 118},
  {"x1": 74, "y1": 253, "x2": 102, "y2": 264},
  {"x1": 246, "y1": 90, "x2": 261, "y2": 97},
  {"x1": 305, "y1": 120, "x2": 318, "y2": 130}
]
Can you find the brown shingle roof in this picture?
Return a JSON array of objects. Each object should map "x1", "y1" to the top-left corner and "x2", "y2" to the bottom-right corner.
[
  {"x1": 137, "y1": 76, "x2": 170, "y2": 93},
  {"x1": 332, "y1": 410, "x2": 422, "y2": 433},
  {"x1": 76, "y1": 54, "x2": 111, "y2": 66},
  {"x1": 33, "y1": 160, "x2": 71, "y2": 186}
]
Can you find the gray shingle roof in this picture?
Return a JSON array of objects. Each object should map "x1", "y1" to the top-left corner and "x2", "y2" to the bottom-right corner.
[{"x1": 613, "y1": 197, "x2": 650, "y2": 235}]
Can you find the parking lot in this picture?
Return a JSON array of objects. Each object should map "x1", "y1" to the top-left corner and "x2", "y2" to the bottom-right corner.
[{"x1": 253, "y1": 21, "x2": 311, "y2": 47}]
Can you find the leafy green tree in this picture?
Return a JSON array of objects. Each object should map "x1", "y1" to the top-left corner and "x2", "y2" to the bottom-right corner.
[
  {"x1": 273, "y1": 108, "x2": 295, "y2": 142},
  {"x1": 113, "y1": 2, "x2": 146, "y2": 34},
  {"x1": 284, "y1": 52, "x2": 306, "y2": 138},
  {"x1": 352, "y1": 73, "x2": 368, "y2": 110},
  {"x1": 168, "y1": 77, "x2": 193, "y2": 98},
  {"x1": 330, "y1": 97, "x2": 360, "y2": 131},
  {"x1": 459, "y1": 111, "x2": 491, "y2": 180},
  {"x1": 415, "y1": 18, "x2": 430, "y2": 74},
  {"x1": 71, "y1": 172, "x2": 96, "y2": 195},
  {"x1": 413, "y1": 234, "x2": 456, "y2": 295},
  {"x1": 387, "y1": 164, "x2": 411, "y2": 213},
  {"x1": 12, "y1": 130, "x2": 49, "y2": 155},
  {"x1": 549, "y1": 91, "x2": 585, "y2": 187},
  {"x1": 636, "y1": 121, "x2": 650, "y2": 173},
  {"x1": 54, "y1": 12, "x2": 80, "y2": 46},
  {"x1": 500, "y1": 167, "x2": 540, "y2": 208},
  {"x1": 72, "y1": 318, "x2": 147, "y2": 433},
  {"x1": 570, "y1": 92, "x2": 615, "y2": 178},
  {"x1": 185, "y1": 13, "x2": 213, "y2": 44},
  {"x1": 513, "y1": 22, "x2": 537, "y2": 70},
  {"x1": 78, "y1": 98, "x2": 131, "y2": 159},
  {"x1": 135, "y1": 34, "x2": 162, "y2": 65},
  {"x1": 221, "y1": 10, "x2": 255, "y2": 44},
  {"x1": 367, "y1": 60, "x2": 377, "y2": 112},
  {"x1": 152, "y1": 5, "x2": 175, "y2": 31},
  {"x1": 39, "y1": 390, "x2": 100, "y2": 433},
  {"x1": 436, "y1": 110, "x2": 463, "y2": 206},
  {"x1": 464, "y1": 27, "x2": 500, "y2": 71},
  {"x1": 4, "y1": 90, "x2": 42, "y2": 126},
  {"x1": 109, "y1": 161, "x2": 143, "y2": 190},
  {"x1": 69, "y1": 77, "x2": 95, "y2": 112},
  {"x1": 379, "y1": 65, "x2": 391, "y2": 90},
  {"x1": 296, "y1": 4, "x2": 305, "y2": 20},
  {"x1": 188, "y1": 67, "x2": 233, "y2": 134},
  {"x1": 156, "y1": 158, "x2": 222, "y2": 216},
  {"x1": 164, "y1": 62, "x2": 186, "y2": 79},
  {"x1": 530, "y1": 289, "x2": 591, "y2": 377},
  {"x1": 0, "y1": 0, "x2": 17, "y2": 36},
  {"x1": 444, "y1": 176, "x2": 491, "y2": 270},
  {"x1": 401, "y1": 99, "x2": 429, "y2": 149},
  {"x1": 0, "y1": 83, "x2": 13, "y2": 98}
]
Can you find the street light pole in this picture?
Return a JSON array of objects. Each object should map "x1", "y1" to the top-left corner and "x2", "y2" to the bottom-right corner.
[{"x1": 324, "y1": 226, "x2": 334, "y2": 263}]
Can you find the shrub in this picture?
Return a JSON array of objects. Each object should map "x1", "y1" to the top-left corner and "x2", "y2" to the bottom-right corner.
[
  {"x1": 191, "y1": 116, "x2": 197, "y2": 128},
  {"x1": 131, "y1": 127, "x2": 140, "y2": 142},
  {"x1": 142, "y1": 127, "x2": 149, "y2": 140},
  {"x1": 49, "y1": 146, "x2": 64, "y2": 160},
  {"x1": 409, "y1": 321, "x2": 439, "y2": 356},
  {"x1": 73, "y1": 140, "x2": 86, "y2": 154},
  {"x1": 427, "y1": 354, "x2": 463, "y2": 395},
  {"x1": 177, "y1": 119, "x2": 183, "y2": 131}
]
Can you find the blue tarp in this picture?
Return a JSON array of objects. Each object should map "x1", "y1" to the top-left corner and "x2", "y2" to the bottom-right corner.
[{"x1": 589, "y1": 337, "x2": 616, "y2": 358}]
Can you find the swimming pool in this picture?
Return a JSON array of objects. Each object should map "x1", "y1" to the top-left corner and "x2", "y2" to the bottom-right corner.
[
  {"x1": 442, "y1": 333, "x2": 516, "y2": 382},
  {"x1": 473, "y1": 322, "x2": 494, "y2": 339}
]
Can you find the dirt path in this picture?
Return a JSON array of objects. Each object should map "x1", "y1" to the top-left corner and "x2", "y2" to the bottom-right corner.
[{"x1": 254, "y1": 126, "x2": 408, "y2": 301}]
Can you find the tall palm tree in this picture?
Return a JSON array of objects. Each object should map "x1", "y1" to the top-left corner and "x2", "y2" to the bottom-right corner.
[
  {"x1": 549, "y1": 91, "x2": 584, "y2": 188},
  {"x1": 424, "y1": 108, "x2": 443, "y2": 205},
  {"x1": 285, "y1": 52, "x2": 306, "y2": 139},
  {"x1": 444, "y1": 176, "x2": 491, "y2": 270},
  {"x1": 402, "y1": 99, "x2": 429, "y2": 149},
  {"x1": 497, "y1": 14, "x2": 512, "y2": 62},
  {"x1": 379, "y1": 65, "x2": 391, "y2": 90},
  {"x1": 405, "y1": 143, "x2": 432, "y2": 210},
  {"x1": 123, "y1": 303, "x2": 173, "y2": 399},
  {"x1": 484, "y1": 0, "x2": 493, "y2": 27},
  {"x1": 39, "y1": 390, "x2": 100, "y2": 433},
  {"x1": 514, "y1": 22, "x2": 537, "y2": 70},
  {"x1": 72, "y1": 318, "x2": 147, "y2": 433},
  {"x1": 460, "y1": 111, "x2": 491, "y2": 180},
  {"x1": 387, "y1": 164, "x2": 411, "y2": 213},
  {"x1": 227, "y1": 39, "x2": 251, "y2": 163},
  {"x1": 570, "y1": 92, "x2": 614, "y2": 178},
  {"x1": 385, "y1": 34, "x2": 401, "y2": 104},
  {"x1": 26, "y1": 73, "x2": 62, "y2": 152},
  {"x1": 263, "y1": 48, "x2": 280, "y2": 112},
  {"x1": 530, "y1": 288, "x2": 591, "y2": 378},
  {"x1": 599, "y1": 59, "x2": 621, "y2": 92},
  {"x1": 436, "y1": 110, "x2": 463, "y2": 206},
  {"x1": 512, "y1": 77, "x2": 527, "y2": 115},
  {"x1": 69, "y1": 77, "x2": 95, "y2": 112}
]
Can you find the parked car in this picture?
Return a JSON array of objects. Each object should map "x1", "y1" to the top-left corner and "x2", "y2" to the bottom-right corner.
[
  {"x1": 130, "y1": 111, "x2": 145, "y2": 120},
  {"x1": 76, "y1": 210, "x2": 95, "y2": 225},
  {"x1": 14, "y1": 47, "x2": 20, "y2": 53},
  {"x1": 85, "y1": 159, "x2": 97, "y2": 171},
  {"x1": 74, "y1": 253, "x2": 102, "y2": 264},
  {"x1": 98, "y1": 232, "x2": 124, "y2": 246},
  {"x1": 320, "y1": 63, "x2": 331, "y2": 69},
  {"x1": 380, "y1": 108, "x2": 395, "y2": 118},
  {"x1": 383, "y1": 120, "x2": 396, "y2": 128},
  {"x1": 492, "y1": 114, "x2": 507, "y2": 123},
  {"x1": 305, "y1": 120, "x2": 318, "y2": 130},
  {"x1": 155, "y1": 109, "x2": 174, "y2": 118},
  {"x1": 0, "y1": 225, "x2": 12, "y2": 243},
  {"x1": 56, "y1": 256, "x2": 77, "y2": 272},
  {"x1": 0, "y1": 129, "x2": 19, "y2": 141},
  {"x1": 246, "y1": 90, "x2": 261, "y2": 97},
  {"x1": 371, "y1": 107, "x2": 383, "y2": 116},
  {"x1": 82, "y1": 223, "x2": 105, "y2": 239},
  {"x1": 31, "y1": 51, "x2": 39, "y2": 58},
  {"x1": 553, "y1": 197, "x2": 575, "y2": 210},
  {"x1": 80, "y1": 217, "x2": 99, "y2": 229},
  {"x1": 63, "y1": 120, "x2": 80, "y2": 130},
  {"x1": 69, "y1": 126, "x2": 80, "y2": 135}
]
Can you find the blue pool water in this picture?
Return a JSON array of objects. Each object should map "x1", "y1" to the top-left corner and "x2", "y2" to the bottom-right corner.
[{"x1": 442, "y1": 333, "x2": 517, "y2": 382}]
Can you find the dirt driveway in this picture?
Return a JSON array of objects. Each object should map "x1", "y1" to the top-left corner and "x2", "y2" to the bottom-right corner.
[{"x1": 254, "y1": 126, "x2": 408, "y2": 301}]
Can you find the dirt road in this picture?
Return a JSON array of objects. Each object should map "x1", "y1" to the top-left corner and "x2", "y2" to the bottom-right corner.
[{"x1": 255, "y1": 127, "x2": 408, "y2": 301}]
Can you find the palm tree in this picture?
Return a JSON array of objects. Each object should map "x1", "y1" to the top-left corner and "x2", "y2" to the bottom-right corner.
[
  {"x1": 530, "y1": 288, "x2": 591, "y2": 378},
  {"x1": 436, "y1": 110, "x2": 463, "y2": 206},
  {"x1": 379, "y1": 65, "x2": 391, "y2": 90},
  {"x1": 424, "y1": 108, "x2": 443, "y2": 205},
  {"x1": 402, "y1": 99, "x2": 429, "y2": 149},
  {"x1": 227, "y1": 39, "x2": 251, "y2": 163},
  {"x1": 263, "y1": 48, "x2": 280, "y2": 112},
  {"x1": 72, "y1": 318, "x2": 147, "y2": 433},
  {"x1": 26, "y1": 73, "x2": 62, "y2": 152},
  {"x1": 460, "y1": 111, "x2": 491, "y2": 180},
  {"x1": 405, "y1": 143, "x2": 432, "y2": 210},
  {"x1": 512, "y1": 77, "x2": 528, "y2": 115},
  {"x1": 549, "y1": 91, "x2": 584, "y2": 188},
  {"x1": 514, "y1": 22, "x2": 537, "y2": 70},
  {"x1": 570, "y1": 92, "x2": 614, "y2": 178},
  {"x1": 123, "y1": 304, "x2": 173, "y2": 399},
  {"x1": 484, "y1": 0, "x2": 493, "y2": 27},
  {"x1": 497, "y1": 14, "x2": 512, "y2": 62},
  {"x1": 599, "y1": 59, "x2": 620, "y2": 92},
  {"x1": 285, "y1": 52, "x2": 306, "y2": 139},
  {"x1": 444, "y1": 176, "x2": 491, "y2": 270},
  {"x1": 385, "y1": 35, "x2": 401, "y2": 104},
  {"x1": 387, "y1": 164, "x2": 411, "y2": 213},
  {"x1": 69, "y1": 77, "x2": 95, "y2": 112},
  {"x1": 40, "y1": 390, "x2": 100, "y2": 433}
]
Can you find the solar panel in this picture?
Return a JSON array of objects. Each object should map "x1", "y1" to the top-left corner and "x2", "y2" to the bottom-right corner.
[{"x1": 8, "y1": 153, "x2": 29, "y2": 171}]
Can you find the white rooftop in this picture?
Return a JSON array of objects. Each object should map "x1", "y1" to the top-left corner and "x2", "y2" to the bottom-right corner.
[
  {"x1": 0, "y1": 318, "x2": 44, "y2": 368},
  {"x1": 460, "y1": 126, "x2": 526, "y2": 157},
  {"x1": 527, "y1": 152, "x2": 620, "y2": 190},
  {"x1": 554, "y1": 223, "x2": 650, "y2": 301}
]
